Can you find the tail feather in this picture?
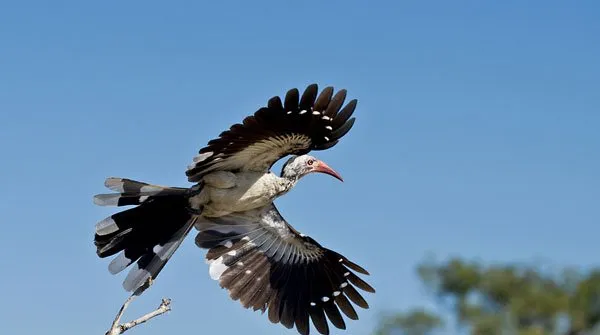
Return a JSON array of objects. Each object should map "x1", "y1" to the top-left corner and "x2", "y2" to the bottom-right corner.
[
  {"x1": 122, "y1": 221, "x2": 195, "y2": 292},
  {"x1": 103, "y1": 177, "x2": 177, "y2": 194},
  {"x1": 109, "y1": 251, "x2": 134, "y2": 275},
  {"x1": 95, "y1": 178, "x2": 188, "y2": 207},
  {"x1": 94, "y1": 193, "x2": 154, "y2": 207},
  {"x1": 94, "y1": 177, "x2": 195, "y2": 293}
]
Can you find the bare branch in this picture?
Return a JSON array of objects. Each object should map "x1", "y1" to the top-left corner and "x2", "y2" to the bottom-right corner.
[{"x1": 105, "y1": 279, "x2": 172, "y2": 335}]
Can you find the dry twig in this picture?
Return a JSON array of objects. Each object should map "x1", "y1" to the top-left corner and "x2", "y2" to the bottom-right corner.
[{"x1": 105, "y1": 279, "x2": 171, "y2": 335}]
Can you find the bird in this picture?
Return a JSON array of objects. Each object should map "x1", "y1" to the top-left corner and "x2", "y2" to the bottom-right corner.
[{"x1": 93, "y1": 83, "x2": 375, "y2": 335}]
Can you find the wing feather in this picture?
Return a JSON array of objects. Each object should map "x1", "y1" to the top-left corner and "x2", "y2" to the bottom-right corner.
[
  {"x1": 194, "y1": 204, "x2": 374, "y2": 335},
  {"x1": 324, "y1": 89, "x2": 347, "y2": 118},
  {"x1": 186, "y1": 84, "x2": 358, "y2": 181},
  {"x1": 332, "y1": 99, "x2": 357, "y2": 128},
  {"x1": 314, "y1": 86, "x2": 334, "y2": 112}
]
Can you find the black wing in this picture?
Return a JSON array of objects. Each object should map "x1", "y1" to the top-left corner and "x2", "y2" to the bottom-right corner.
[
  {"x1": 194, "y1": 204, "x2": 374, "y2": 335},
  {"x1": 186, "y1": 84, "x2": 357, "y2": 182}
]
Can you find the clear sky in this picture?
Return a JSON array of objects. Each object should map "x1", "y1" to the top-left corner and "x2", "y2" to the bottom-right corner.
[{"x1": 1, "y1": 1, "x2": 599, "y2": 334}]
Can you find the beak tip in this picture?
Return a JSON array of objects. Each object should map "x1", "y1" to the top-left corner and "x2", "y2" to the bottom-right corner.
[{"x1": 314, "y1": 160, "x2": 344, "y2": 182}]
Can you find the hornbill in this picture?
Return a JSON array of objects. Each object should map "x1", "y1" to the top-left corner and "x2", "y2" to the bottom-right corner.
[{"x1": 93, "y1": 84, "x2": 375, "y2": 335}]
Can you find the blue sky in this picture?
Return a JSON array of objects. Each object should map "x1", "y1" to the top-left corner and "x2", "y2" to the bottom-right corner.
[{"x1": 1, "y1": 1, "x2": 599, "y2": 334}]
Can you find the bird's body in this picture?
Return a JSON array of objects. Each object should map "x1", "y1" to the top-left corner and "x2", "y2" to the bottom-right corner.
[
  {"x1": 190, "y1": 171, "x2": 293, "y2": 217},
  {"x1": 93, "y1": 84, "x2": 374, "y2": 335}
]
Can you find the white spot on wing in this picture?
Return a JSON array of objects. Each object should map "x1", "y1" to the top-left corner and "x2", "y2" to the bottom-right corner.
[
  {"x1": 340, "y1": 282, "x2": 348, "y2": 288},
  {"x1": 139, "y1": 195, "x2": 149, "y2": 203},
  {"x1": 325, "y1": 126, "x2": 333, "y2": 131},
  {"x1": 333, "y1": 291, "x2": 341, "y2": 297},
  {"x1": 300, "y1": 110, "x2": 307, "y2": 115},
  {"x1": 209, "y1": 256, "x2": 228, "y2": 280},
  {"x1": 324, "y1": 136, "x2": 330, "y2": 141},
  {"x1": 245, "y1": 270, "x2": 252, "y2": 274},
  {"x1": 310, "y1": 302, "x2": 316, "y2": 307},
  {"x1": 322, "y1": 116, "x2": 331, "y2": 121},
  {"x1": 312, "y1": 111, "x2": 320, "y2": 115},
  {"x1": 344, "y1": 272, "x2": 350, "y2": 277},
  {"x1": 227, "y1": 250, "x2": 237, "y2": 256},
  {"x1": 223, "y1": 240, "x2": 233, "y2": 248},
  {"x1": 321, "y1": 296, "x2": 330, "y2": 302}
]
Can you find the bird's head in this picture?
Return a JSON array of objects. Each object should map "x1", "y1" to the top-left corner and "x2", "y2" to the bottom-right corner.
[{"x1": 280, "y1": 155, "x2": 343, "y2": 183}]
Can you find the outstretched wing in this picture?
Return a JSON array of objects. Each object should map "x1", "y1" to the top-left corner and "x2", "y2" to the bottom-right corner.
[
  {"x1": 186, "y1": 84, "x2": 357, "y2": 182},
  {"x1": 194, "y1": 204, "x2": 374, "y2": 335}
]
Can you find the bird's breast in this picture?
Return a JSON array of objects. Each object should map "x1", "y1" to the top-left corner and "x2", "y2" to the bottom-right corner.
[{"x1": 198, "y1": 172, "x2": 291, "y2": 217}]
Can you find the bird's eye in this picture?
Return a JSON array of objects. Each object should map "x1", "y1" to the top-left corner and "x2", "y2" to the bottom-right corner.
[{"x1": 307, "y1": 159, "x2": 314, "y2": 166}]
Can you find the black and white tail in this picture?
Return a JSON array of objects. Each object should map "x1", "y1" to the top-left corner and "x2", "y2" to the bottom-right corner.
[{"x1": 94, "y1": 177, "x2": 196, "y2": 293}]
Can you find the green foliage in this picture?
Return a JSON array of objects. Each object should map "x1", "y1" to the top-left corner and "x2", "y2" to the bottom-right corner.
[
  {"x1": 377, "y1": 257, "x2": 600, "y2": 335},
  {"x1": 374, "y1": 309, "x2": 443, "y2": 335},
  {"x1": 569, "y1": 271, "x2": 600, "y2": 332}
]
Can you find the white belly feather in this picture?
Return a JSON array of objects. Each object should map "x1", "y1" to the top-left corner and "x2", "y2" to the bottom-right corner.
[{"x1": 189, "y1": 171, "x2": 291, "y2": 217}]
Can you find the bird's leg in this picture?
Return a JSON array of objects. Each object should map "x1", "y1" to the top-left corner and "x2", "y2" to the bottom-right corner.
[{"x1": 105, "y1": 278, "x2": 172, "y2": 335}]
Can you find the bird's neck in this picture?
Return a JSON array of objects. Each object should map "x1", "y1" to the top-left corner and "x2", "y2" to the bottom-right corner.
[{"x1": 277, "y1": 174, "x2": 299, "y2": 195}]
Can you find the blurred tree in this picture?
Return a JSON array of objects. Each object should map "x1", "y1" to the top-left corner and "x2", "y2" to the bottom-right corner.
[
  {"x1": 375, "y1": 258, "x2": 600, "y2": 335},
  {"x1": 374, "y1": 308, "x2": 443, "y2": 335}
]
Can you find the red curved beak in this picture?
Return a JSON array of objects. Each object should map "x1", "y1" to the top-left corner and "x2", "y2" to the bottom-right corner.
[{"x1": 313, "y1": 160, "x2": 344, "y2": 182}]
